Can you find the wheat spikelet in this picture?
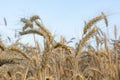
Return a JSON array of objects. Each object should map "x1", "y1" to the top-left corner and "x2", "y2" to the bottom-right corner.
[
  {"x1": 35, "y1": 20, "x2": 54, "y2": 45},
  {"x1": 23, "y1": 21, "x2": 33, "y2": 31},
  {"x1": 76, "y1": 27, "x2": 98, "y2": 56},
  {"x1": 19, "y1": 29, "x2": 44, "y2": 37},
  {"x1": 35, "y1": 20, "x2": 49, "y2": 33},
  {"x1": 42, "y1": 51, "x2": 51, "y2": 70},
  {"x1": 0, "y1": 51, "x2": 24, "y2": 66},
  {"x1": 54, "y1": 43, "x2": 74, "y2": 54},
  {"x1": 35, "y1": 21, "x2": 53, "y2": 37},
  {"x1": 8, "y1": 47, "x2": 32, "y2": 61},
  {"x1": 19, "y1": 29, "x2": 53, "y2": 52},
  {"x1": 101, "y1": 12, "x2": 108, "y2": 27},
  {"x1": 35, "y1": 20, "x2": 51, "y2": 40},
  {"x1": 21, "y1": 18, "x2": 33, "y2": 31},
  {"x1": 14, "y1": 72, "x2": 23, "y2": 80},
  {"x1": 83, "y1": 12, "x2": 107, "y2": 35},
  {"x1": 84, "y1": 67, "x2": 103, "y2": 76},
  {"x1": 87, "y1": 45, "x2": 95, "y2": 51},
  {"x1": 30, "y1": 15, "x2": 40, "y2": 22},
  {"x1": 0, "y1": 64, "x2": 24, "y2": 78},
  {"x1": 21, "y1": 15, "x2": 40, "y2": 31}
]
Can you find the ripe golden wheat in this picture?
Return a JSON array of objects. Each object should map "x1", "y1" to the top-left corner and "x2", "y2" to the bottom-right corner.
[{"x1": 0, "y1": 13, "x2": 119, "y2": 80}]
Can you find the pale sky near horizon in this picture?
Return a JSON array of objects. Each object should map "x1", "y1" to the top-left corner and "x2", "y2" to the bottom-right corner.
[{"x1": 0, "y1": 0, "x2": 120, "y2": 46}]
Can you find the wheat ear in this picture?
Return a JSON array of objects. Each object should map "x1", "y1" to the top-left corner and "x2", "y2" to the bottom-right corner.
[
  {"x1": 83, "y1": 12, "x2": 107, "y2": 35},
  {"x1": 76, "y1": 27, "x2": 98, "y2": 56}
]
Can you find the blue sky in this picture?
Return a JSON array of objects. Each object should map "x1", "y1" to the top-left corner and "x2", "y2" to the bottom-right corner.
[{"x1": 0, "y1": 0, "x2": 120, "y2": 45}]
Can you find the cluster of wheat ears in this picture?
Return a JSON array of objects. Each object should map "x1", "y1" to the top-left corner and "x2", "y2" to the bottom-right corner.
[{"x1": 0, "y1": 12, "x2": 120, "y2": 80}]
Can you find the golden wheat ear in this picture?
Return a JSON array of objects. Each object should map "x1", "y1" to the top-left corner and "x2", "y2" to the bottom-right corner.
[
  {"x1": 101, "y1": 12, "x2": 108, "y2": 27},
  {"x1": 83, "y1": 12, "x2": 108, "y2": 35}
]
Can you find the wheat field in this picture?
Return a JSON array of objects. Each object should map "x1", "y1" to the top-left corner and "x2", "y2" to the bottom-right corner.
[{"x1": 0, "y1": 13, "x2": 120, "y2": 80}]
